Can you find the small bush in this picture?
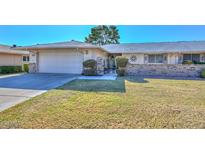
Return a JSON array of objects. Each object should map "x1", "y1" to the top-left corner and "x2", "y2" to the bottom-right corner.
[
  {"x1": 116, "y1": 56, "x2": 128, "y2": 68},
  {"x1": 116, "y1": 68, "x2": 126, "y2": 76},
  {"x1": 200, "y1": 69, "x2": 205, "y2": 78},
  {"x1": 83, "y1": 59, "x2": 97, "y2": 68},
  {"x1": 116, "y1": 57, "x2": 128, "y2": 76},
  {"x1": 183, "y1": 60, "x2": 193, "y2": 64},
  {"x1": 0, "y1": 66, "x2": 22, "y2": 74},
  {"x1": 83, "y1": 59, "x2": 97, "y2": 76},
  {"x1": 83, "y1": 68, "x2": 97, "y2": 76},
  {"x1": 23, "y1": 64, "x2": 29, "y2": 73}
]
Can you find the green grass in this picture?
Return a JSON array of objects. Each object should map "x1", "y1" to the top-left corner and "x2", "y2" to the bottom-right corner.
[{"x1": 0, "y1": 77, "x2": 205, "y2": 128}]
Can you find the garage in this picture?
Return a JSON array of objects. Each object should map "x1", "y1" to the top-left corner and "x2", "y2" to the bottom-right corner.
[{"x1": 39, "y1": 50, "x2": 83, "y2": 74}]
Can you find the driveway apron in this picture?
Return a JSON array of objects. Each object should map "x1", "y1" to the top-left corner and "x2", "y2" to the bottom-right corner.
[{"x1": 0, "y1": 73, "x2": 77, "y2": 112}]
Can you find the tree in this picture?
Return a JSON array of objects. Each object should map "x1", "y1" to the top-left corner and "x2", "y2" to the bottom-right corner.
[{"x1": 85, "y1": 25, "x2": 120, "y2": 45}]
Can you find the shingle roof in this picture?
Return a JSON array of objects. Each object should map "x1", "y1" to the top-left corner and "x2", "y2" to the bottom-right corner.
[
  {"x1": 102, "y1": 41, "x2": 205, "y2": 53},
  {"x1": 0, "y1": 44, "x2": 29, "y2": 55},
  {"x1": 14, "y1": 40, "x2": 205, "y2": 54},
  {"x1": 15, "y1": 40, "x2": 104, "y2": 50}
]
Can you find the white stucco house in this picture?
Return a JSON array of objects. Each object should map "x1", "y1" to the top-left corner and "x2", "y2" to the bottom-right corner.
[{"x1": 15, "y1": 40, "x2": 205, "y2": 77}]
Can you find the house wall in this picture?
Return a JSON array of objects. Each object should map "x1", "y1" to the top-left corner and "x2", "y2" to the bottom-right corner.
[
  {"x1": 123, "y1": 52, "x2": 205, "y2": 77},
  {"x1": 122, "y1": 53, "x2": 205, "y2": 64},
  {"x1": 81, "y1": 48, "x2": 108, "y2": 75},
  {"x1": 0, "y1": 53, "x2": 22, "y2": 66},
  {"x1": 28, "y1": 48, "x2": 108, "y2": 74},
  {"x1": 122, "y1": 53, "x2": 144, "y2": 64},
  {"x1": 167, "y1": 53, "x2": 179, "y2": 64},
  {"x1": 82, "y1": 48, "x2": 108, "y2": 68},
  {"x1": 122, "y1": 53, "x2": 171, "y2": 64}
]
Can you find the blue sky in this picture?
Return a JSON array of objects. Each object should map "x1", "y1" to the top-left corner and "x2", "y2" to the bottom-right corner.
[{"x1": 1, "y1": 25, "x2": 205, "y2": 46}]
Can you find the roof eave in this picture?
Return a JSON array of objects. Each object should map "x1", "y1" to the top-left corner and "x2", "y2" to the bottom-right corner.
[
  {"x1": 107, "y1": 50, "x2": 205, "y2": 54},
  {"x1": 0, "y1": 51, "x2": 29, "y2": 55},
  {"x1": 14, "y1": 46, "x2": 110, "y2": 53}
]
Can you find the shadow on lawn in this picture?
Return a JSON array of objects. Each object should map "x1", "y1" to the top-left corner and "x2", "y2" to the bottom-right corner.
[
  {"x1": 58, "y1": 78, "x2": 126, "y2": 93},
  {"x1": 58, "y1": 77, "x2": 149, "y2": 93},
  {"x1": 57, "y1": 75, "x2": 205, "y2": 93}
]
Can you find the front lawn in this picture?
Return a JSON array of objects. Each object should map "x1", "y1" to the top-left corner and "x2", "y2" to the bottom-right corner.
[{"x1": 0, "y1": 77, "x2": 205, "y2": 128}]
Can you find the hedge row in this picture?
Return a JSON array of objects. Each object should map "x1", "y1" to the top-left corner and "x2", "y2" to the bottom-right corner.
[{"x1": 0, "y1": 66, "x2": 22, "y2": 74}]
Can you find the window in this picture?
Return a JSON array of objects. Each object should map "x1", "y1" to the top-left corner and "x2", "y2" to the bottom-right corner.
[
  {"x1": 148, "y1": 55, "x2": 155, "y2": 63},
  {"x1": 23, "y1": 56, "x2": 29, "y2": 62},
  {"x1": 183, "y1": 54, "x2": 200, "y2": 62},
  {"x1": 192, "y1": 54, "x2": 200, "y2": 62},
  {"x1": 156, "y1": 55, "x2": 163, "y2": 63},
  {"x1": 148, "y1": 54, "x2": 164, "y2": 63},
  {"x1": 183, "y1": 54, "x2": 191, "y2": 61}
]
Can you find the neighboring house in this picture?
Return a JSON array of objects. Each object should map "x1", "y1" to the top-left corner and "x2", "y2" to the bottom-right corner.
[
  {"x1": 15, "y1": 40, "x2": 205, "y2": 77},
  {"x1": 0, "y1": 44, "x2": 29, "y2": 68}
]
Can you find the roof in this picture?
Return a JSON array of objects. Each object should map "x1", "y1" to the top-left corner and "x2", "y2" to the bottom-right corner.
[
  {"x1": 14, "y1": 40, "x2": 205, "y2": 54},
  {"x1": 15, "y1": 40, "x2": 105, "y2": 51},
  {"x1": 0, "y1": 44, "x2": 29, "y2": 55},
  {"x1": 102, "y1": 41, "x2": 205, "y2": 53}
]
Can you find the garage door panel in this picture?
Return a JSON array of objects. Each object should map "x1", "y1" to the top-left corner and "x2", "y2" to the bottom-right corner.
[{"x1": 39, "y1": 51, "x2": 83, "y2": 74}]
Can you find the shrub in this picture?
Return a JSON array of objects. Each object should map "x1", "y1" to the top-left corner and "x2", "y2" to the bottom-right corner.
[
  {"x1": 116, "y1": 56, "x2": 128, "y2": 68},
  {"x1": 83, "y1": 59, "x2": 97, "y2": 68},
  {"x1": 83, "y1": 59, "x2": 97, "y2": 76},
  {"x1": 14, "y1": 66, "x2": 22, "y2": 72},
  {"x1": 0, "y1": 66, "x2": 22, "y2": 74},
  {"x1": 200, "y1": 69, "x2": 205, "y2": 78},
  {"x1": 83, "y1": 68, "x2": 97, "y2": 76},
  {"x1": 193, "y1": 61, "x2": 205, "y2": 64},
  {"x1": 116, "y1": 68, "x2": 126, "y2": 76},
  {"x1": 183, "y1": 60, "x2": 193, "y2": 64},
  {"x1": 23, "y1": 64, "x2": 29, "y2": 73},
  {"x1": 116, "y1": 57, "x2": 128, "y2": 76}
]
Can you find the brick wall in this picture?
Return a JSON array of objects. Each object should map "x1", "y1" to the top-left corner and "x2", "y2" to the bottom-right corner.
[{"x1": 126, "y1": 64, "x2": 205, "y2": 77}]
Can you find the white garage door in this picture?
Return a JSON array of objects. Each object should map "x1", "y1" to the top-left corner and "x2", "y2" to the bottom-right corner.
[{"x1": 39, "y1": 51, "x2": 83, "y2": 74}]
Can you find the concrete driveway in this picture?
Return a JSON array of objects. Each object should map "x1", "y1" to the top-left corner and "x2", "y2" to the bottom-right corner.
[{"x1": 0, "y1": 73, "x2": 77, "y2": 112}]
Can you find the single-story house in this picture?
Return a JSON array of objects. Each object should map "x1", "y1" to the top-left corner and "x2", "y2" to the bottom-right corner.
[
  {"x1": 0, "y1": 44, "x2": 29, "y2": 68},
  {"x1": 15, "y1": 40, "x2": 108, "y2": 74},
  {"x1": 15, "y1": 40, "x2": 205, "y2": 77}
]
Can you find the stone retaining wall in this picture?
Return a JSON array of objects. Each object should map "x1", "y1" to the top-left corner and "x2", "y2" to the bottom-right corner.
[
  {"x1": 29, "y1": 63, "x2": 37, "y2": 73},
  {"x1": 126, "y1": 64, "x2": 205, "y2": 77},
  {"x1": 96, "y1": 57, "x2": 104, "y2": 75}
]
